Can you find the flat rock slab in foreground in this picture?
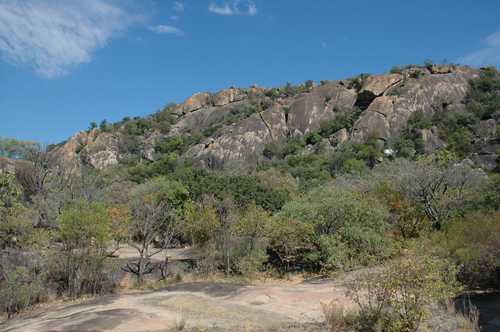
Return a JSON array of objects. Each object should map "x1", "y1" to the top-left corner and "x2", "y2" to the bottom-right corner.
[{"x1": 1, "y1": 279, "x2": 350, "y2": 332}]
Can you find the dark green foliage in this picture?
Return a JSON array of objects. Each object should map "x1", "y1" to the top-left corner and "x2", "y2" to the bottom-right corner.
[
  {"x1": 263, "y1": 138, "x2": 305, "y2": 160},
  {"x1": 181, "y1": 170, "x2": 292, "y2": 212},
  {"x1": 122, "y1": 118, "x2": 153, "y2": 136},
  {"x1": 305, "y1": 132, "x2": 322, "y2": 145},
  {"x1": 467, "y1": 66, "x2": 500, "y2": 121},
  {"x1": 99, "y1": 119, "x2": 109, "y2": 132},
  {"x1": 329, "y1": 141, "x2": 381, "y2": 174},
  {"x1": 318, "y1": 107, "x2": 363, "y2": 137},
  {"x1": 154, "y1": 134, "x2": 202, "y2": 156},
  {"x1": 88, "y1": 121, "x2": 97, "y2": 131},
  {"x1": 271, "y1": 186, "x2": 392, "y2": 272},
  {"x1": 128, "y1": 153, "x2": 179, "y2": 182}
]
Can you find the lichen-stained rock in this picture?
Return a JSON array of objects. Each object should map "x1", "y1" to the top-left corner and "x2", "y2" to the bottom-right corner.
[
  {"x1": 83, "y1": 132, "x2": 120, "y2": 169},
  {"x1": 213, "y1": 88, "x2": 246, "y2": 106},
  {"x1": 176, "y1": 92, "x2": 212, "y2": 114},
  {"x1": 360, "y1": 74, "x2": 403, "y2": 96},
  {"x1": 187, "y1": 106, "x2": 287, "y2": 169},
  {"x1": 287, "y1": 82, "x2": 357, "y2": 135},
  {"x1": 51, "y1": 130, "x2": 121, "y2": 170}
]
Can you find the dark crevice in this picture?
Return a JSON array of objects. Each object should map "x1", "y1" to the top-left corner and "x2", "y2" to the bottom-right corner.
[
  {"x1": 259, "y1": 112, "x2": 275, "y2": 141},
  {"x1": 354, "y1": 91, "x2": 377, "y2": 110},
  {"x1": 372, "y1": 110, "x2": 388, "y2": 118}
]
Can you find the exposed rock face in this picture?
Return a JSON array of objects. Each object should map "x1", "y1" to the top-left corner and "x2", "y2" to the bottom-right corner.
[
  {"x1": 51, "y1": 131, "x2": 90, "y2": 170},
  {"x1": 170, "y1": 102, "x2": 244, "y2": 136},
  {"x1": 84, "y1": 132, "x2": 120, "y2": 169},
  {"x1": 51, "y1": 130, "x2": 120, "y2": 170},
  {"x1": 428, "y1": 64, "x2": 455, "y2": 75},
  {"x1": 187, "y1": 106, "x2": 287, "y2": 169},
  {"x1": 330, "y1": 128, "x2": 349, "y2": 146},
  {"x1": 53, "y1": 66, "x2": 495, "y2": 171},
  {"x1": 352, "y1": 67, "x2": 477, "y2": 145},
  {"x1": 287, "y1": 83, "x2": 357, "y2": 135},
  {"x1": 176, "y1": 92, "x2": 212, "y2": 114},
  {"x1": 472, "y1": 138, "x2": 500, "y2": 172},
  {"x1": 419, "y1": 126, "x2": 446, "y2": 153},
  {"x1": 352, "y1": 96, "x2": 397, "y2": 143},
  {"x1": 213, "y1": 88, "x2": 246, "y2": 106},
  {"x1": 360, "y1": 74, "x2": 403, "y2": 96}
]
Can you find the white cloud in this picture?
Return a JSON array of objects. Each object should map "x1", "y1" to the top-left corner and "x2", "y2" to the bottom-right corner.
[
  {"x1": 173, "y1": 1, "x2": 184, "y2": 13},
  {"x1": 208, "y1": 1, "x2": 257, "y2": 16},
  {"x1": 149, "y1": 25, "x2": 184, "y2": 37},
  {"x1": 0, "y1": 0, "x2": 139, "y2": 78},
  {"x1": 460, "y1": 29, "x2": 500, "y2": 66}
]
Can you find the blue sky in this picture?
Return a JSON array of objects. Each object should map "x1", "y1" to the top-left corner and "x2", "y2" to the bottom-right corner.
[{"x1": 0, "y1": 0, "x2": 499, "y2": 144}]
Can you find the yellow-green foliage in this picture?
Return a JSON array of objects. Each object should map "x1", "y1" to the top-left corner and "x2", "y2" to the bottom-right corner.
[{"x1": 347, "y1": 252, "x2": 461, "y2": 332}]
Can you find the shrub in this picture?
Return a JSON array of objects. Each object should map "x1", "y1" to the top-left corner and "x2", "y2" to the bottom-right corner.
[
  {"x1": 433, "y1": 211, "x2": 500, "y2": 288},
  {"x1": 56, "y1": 200, "x2": 113, "y2": 297},
  {"x1": 319, "y1": 107, "x2": 362, "y2": 137},
  {"x1": 305, "y1": 132, "x2": 322, "y2": 146},
  {"x1": 321, "y1": 301, "x2": 357, "y2": 332},
  {"x1": 346, "y1": 252, "x2": 461, "y2": 332},
  {"x1": 0, "y1": 265, "x2": 45, "y2": 317},
  {"x1": 275, "y1": 186, "x2": 392, "y2": 272}
]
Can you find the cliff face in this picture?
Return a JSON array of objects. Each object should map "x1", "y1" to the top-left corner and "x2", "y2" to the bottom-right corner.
[{"x1": 51, "y1": 65, "x2": 499, "y2": 171}]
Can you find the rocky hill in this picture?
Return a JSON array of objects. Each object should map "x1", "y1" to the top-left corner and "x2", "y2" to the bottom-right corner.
[{"x1": 50, "y1": 64, "x2": 499, "y2": 172}]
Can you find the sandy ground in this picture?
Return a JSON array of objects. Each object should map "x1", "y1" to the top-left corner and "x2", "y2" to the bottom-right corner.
[{"x1": 0, "y1": 277, "x2": 353, "y2": 332}]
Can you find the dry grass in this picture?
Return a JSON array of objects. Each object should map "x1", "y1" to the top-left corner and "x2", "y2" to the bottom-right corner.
[
  {"x1": 321, "y1": 300, "x2": 357, "y2": 332},
  {"x1": 424, "y1": 299, "x2": 480, "y2": 332}
]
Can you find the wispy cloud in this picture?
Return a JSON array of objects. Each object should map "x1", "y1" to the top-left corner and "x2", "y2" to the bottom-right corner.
[
  {"x1": 149, "y1": 25, "x2": 185, "y2": 37},
  {"x1": 208, "y1": 1, "x2": 257, "y2": 16},
  {"x1": 173, "y1": 1, "x2": 184, "y2": 13},
  {"x1": 460, "y1": 29, "x2": 500, "y2": 66},
  {"x1": 0, "y1": 0, "x2": 139, "y2": 78}
]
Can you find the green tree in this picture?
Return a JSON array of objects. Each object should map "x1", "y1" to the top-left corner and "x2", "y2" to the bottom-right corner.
[{"x1": 57, "y1": 200, "x2": 112, "y2": 297}]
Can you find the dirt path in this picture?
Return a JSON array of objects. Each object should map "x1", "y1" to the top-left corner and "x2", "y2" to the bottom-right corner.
[{"x1": 0, "y1": 277, "x2": 354, "y2": 332}]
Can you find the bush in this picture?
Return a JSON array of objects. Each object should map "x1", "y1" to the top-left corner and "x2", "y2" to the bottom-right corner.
[
  {"x1": 274, "y1": 186, "x2": 392, "y2": 272},
  {"x1": 318, "y1": 107, "x2": 362, "y2": 137},
  {"x1": 432, "y1": 211, "x2": 500, "y2": 288},
  {"x1": 305, "y1": 132, "x2": 322, "y2": 146},
  {"x1": 56, "y1": 200, "x2": 113, "y2": 297},
  {"x1": 346, "y1": 252, "x2": 461, "y2": 332},
  {"x1": 0, "y1": 265, "x2": 45, "y2": 317}
]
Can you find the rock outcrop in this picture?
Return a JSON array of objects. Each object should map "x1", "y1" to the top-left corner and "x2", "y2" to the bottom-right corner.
[
  {"x1": 187, "y1": 106, "x2": 287, "y2": 169},
  {"x1": 52, "y1": 65, "x2": 498, "y2": 171},
  {"x1": 352, "y1": 67, "x2": 477, "y2": 145},
  {"x1": 287, "y1": 82, "x2": 357, "y2": 135}
]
